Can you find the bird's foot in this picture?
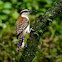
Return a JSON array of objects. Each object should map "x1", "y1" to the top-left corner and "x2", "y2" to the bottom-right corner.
[{"x1": 30, "y1": 27, "x2": 34, "y2": 32}]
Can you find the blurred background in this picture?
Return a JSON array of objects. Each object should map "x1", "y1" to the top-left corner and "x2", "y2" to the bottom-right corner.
[{"x1": 0, "y1": 0, "x2": 62, "y2": 62}]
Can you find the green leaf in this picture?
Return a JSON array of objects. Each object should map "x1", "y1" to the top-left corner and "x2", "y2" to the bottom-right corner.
[
  {"x1": 4, "y1": 2, "x2": 12, "y2": 9},
  {"x1": 0, "y1": 15, "x2": 8, "y2": 20},
  {"x1": 2, "y1": 9, "x2": 11, "y2": 14},
  {"x1": 0, "y1": 1, "x2": 4, "y2": 9},
  {"x1": 12, "y1": 11, "x2": 19, "y2": 19}
]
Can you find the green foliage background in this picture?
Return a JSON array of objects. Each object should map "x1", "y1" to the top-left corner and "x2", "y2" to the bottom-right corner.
[{"x1": 0, "y1": 0, "x2": 62, "y2": 62}]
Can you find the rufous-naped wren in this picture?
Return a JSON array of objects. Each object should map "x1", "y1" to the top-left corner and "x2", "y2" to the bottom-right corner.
[{"x1": 16, "y1": 9, "x2": 36, "y2": 51}]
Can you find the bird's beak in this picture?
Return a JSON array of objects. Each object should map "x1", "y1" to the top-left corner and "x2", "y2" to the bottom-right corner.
[{"x1": 30, "y1": 10, "x2": 37, "y2": 13}]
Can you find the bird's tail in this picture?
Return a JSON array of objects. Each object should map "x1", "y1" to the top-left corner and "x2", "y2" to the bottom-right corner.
[{"x1": 17, "y1": 36, "x2": 24, "y2": 52}]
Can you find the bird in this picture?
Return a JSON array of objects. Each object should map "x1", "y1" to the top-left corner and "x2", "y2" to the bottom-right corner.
[{"x1": 16, "y1": 9, "x2": 36, "y2": 51}]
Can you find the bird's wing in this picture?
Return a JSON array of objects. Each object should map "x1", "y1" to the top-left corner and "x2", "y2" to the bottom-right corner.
[{"x1": 16, "y1": 18, "x2": 29, "y2": 39}]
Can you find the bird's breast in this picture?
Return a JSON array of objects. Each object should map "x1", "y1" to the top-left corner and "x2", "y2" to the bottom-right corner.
[{"x1": 23, "y1": 24, "x2": 30, "y2": 36}]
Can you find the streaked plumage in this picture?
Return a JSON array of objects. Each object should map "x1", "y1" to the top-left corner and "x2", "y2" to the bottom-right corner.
[{"x1": 16, "y1": 9, "x2": 36, "y2": 51}]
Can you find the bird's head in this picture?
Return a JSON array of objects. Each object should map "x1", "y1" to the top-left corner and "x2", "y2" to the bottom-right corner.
[
  {"x1": 20, "y1": 9, "x2": 36, "y2": 15},
  {"x1": 20, "y1": 9, "x2": 36, "y2": 19}
]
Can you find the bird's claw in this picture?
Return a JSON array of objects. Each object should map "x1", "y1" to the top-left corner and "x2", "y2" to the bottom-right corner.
[{"x1": 30, "y1": 27, "x2": 34, "y2": 32}]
